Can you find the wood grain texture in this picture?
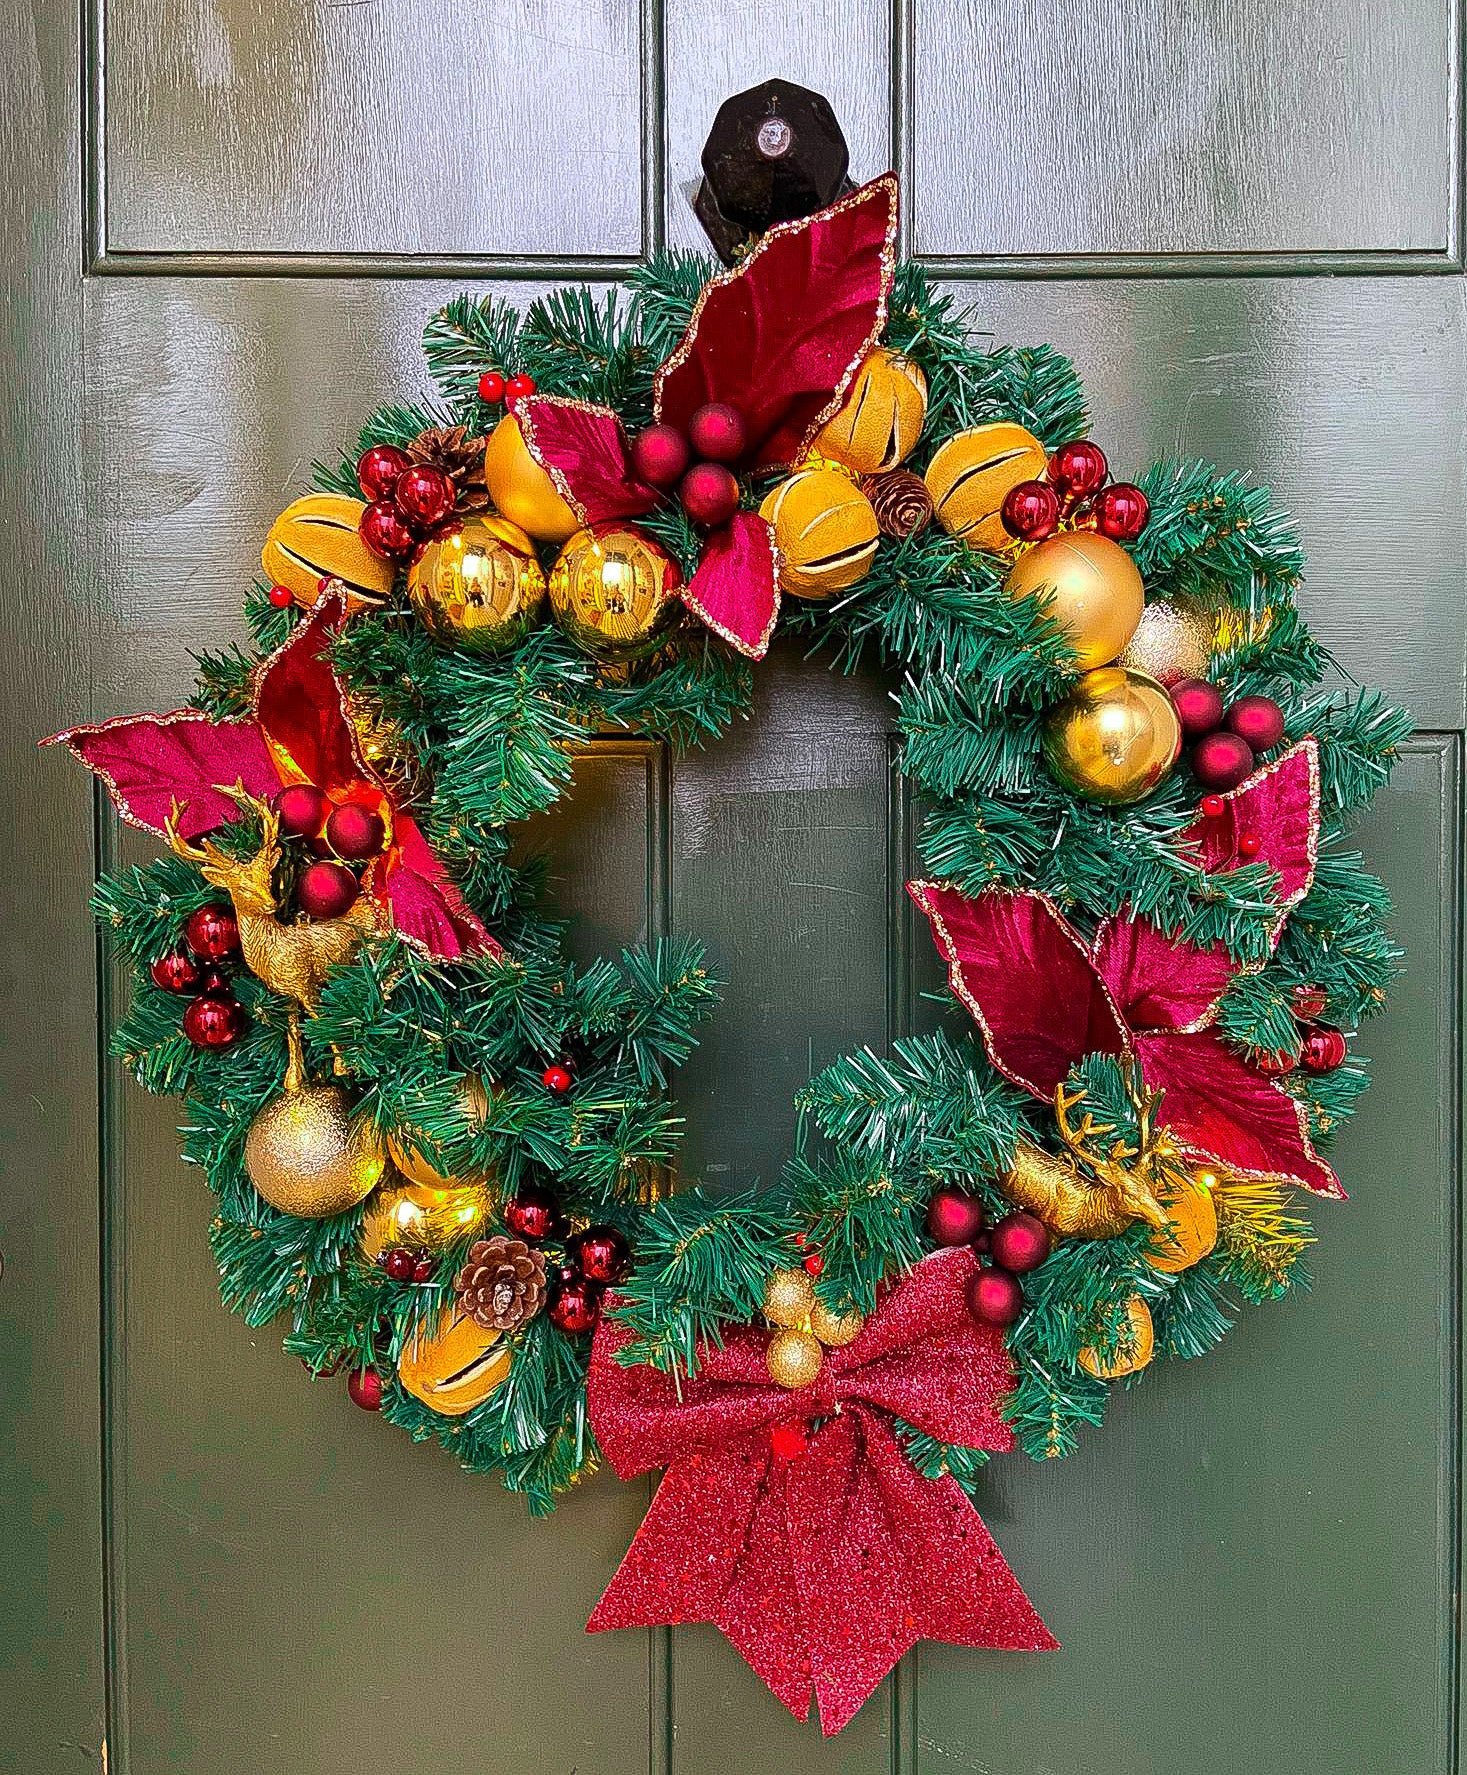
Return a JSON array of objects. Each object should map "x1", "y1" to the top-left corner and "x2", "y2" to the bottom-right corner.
[{"x1": 911, "y1": 0, "x2": 1458, "y2": 261}]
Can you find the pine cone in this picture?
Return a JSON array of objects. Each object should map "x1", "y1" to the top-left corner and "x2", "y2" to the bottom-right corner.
[
  {"x1": 409, "y1": 424, "x2": 489, "y2": 514},
  {"x1": 454, "y1": 1236, "x2": 547, "y2": 1331},
  {"x1": 862, "y1": 469, "x2": 933, "y2": 540}
]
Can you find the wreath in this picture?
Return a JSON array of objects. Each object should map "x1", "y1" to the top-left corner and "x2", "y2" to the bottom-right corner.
[{"x1": 49, "y1": 82, "x2": 1407, "y2": 1736}]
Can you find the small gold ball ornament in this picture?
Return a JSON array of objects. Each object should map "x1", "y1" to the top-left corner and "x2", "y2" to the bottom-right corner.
[
  {"x1": 482, "y1": 414, "x2": 579, "y2": 544},
  {"x1": 766, "y1": 1327, "x2": 825, "y2": 1390},
  {"x1": 808, "y1": 1298, "x2": 866, "y2": 1347},
  {"x1": 924, "y1": 422, "x2": 1048, "y2": 552},
  {"x1": 262, "y1": 494, "x2": 397, "y2": 614},
  {"x1": 1004, "y1": 531, "x2": 1145, "y2": 669},
  {"x1": 814, "y1": 348, "x2": 928, "y2": 475},
  {"x1": 759, "y1": 466, "x2": 879, "y2": 600},
  {"x1": 386, "y1": 1074, "x2": 493, "y2": 1189},
  {"x1": 547, "y1": 524, "x2": 683, "y2": 660},
  {"x1": 1042, "y1": 666, "x2": 1182, "y2": 805},
  {"x1": 1078, "y1": 1295, "x2": 1155, "y2": 1379},
  {"x1": 1116, "y1": 595, "x2": 1214, "y2": 686},
  {"x1": 1144, "y1": 1169, "x2": 1219, "y2": 1274},
  {"x1": 762, "y1": 1265, "x2": 817, "y2": 1329},
  {"x1": 245, "y1": 1082, "x2": 386, "y2": 1219},
  {"x1": 407, "y1": 517, "x2": 546, "y2": 653}
]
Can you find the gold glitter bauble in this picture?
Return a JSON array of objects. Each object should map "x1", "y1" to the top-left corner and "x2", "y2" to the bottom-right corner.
[
  {"x1": 759, "y1": 466, "x2": 879, "y2": 600},
  {"x1": 244, "y1": 1082, "x2": 386, "y2": 1218},
  {"x1": 808, "y1": 1298, "x2": 865, "y2": 1347},
  {"x1": 763, "y1": 1265, "x2": 816, "y2": 1329},
  {"x1": 766, "y1": 1328, "x2": 825, "y2": 1390},
  {"x1": 482, "y1": 414, "x2": 579, "y2": 544},
  {"x1": 407, "y1": 516, "x2": 546, "y2": 654},
  {"x1": 262, "y1": 494, "x2": 397, "y2": 614},
  {"x1": 1116, "y1": 595, "x2": 1213, "y2": 686},
  {"x1": 397, "y1": 1306, "x2": 511, "y2": 1417},
  {"x1": 1004, "y1": 532, "x2": 1145, "y2": 669},
  {"x1": 547, "y1": 524, "x2": 683, "y2": 660},
  {"x1": 387, "y1": 1074, "x2": 493, "y2": 1189},
  {"x1": 1042, "y1": 666, "x2": 1181, "y2": 806},
  {"x1": 1079, "y1": 1295, "x2": 1154, "y2": 1379},
  {"x1": 1144, "y1": 1170, "x2": 1219, "y2": 1274},
  {"x1": 359, "y1": 1177, "x2": 492, "y2": 1260},
  {"x1": 924, "y1": 422, "x2": 1047, "y2": 551},
  {"x1": 814, "y1": 348, "x2": 928, "y2": 475}
]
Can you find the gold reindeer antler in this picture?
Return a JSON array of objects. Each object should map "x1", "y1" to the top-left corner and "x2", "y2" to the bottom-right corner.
[{"x1": 999, "y1": 1072, "x2": 1170, "y2": 1237}]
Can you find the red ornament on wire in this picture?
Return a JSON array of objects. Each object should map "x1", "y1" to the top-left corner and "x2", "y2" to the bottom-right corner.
[
  {"x1": 347, "y1": 1368, "x2": 385, "y2": 1411},
  {"x1": 182, "y1": 991, "x2": 247, "y2": 1049},
  {"x1": 185, "y1": 902, "x2": 241, "y2": 962},
  {"x1": 1048, "y1": 439, "x2": 1109, "y2": 502},
  {"x1": 150, "y1": 948, "x2": 202, "y2": 994},
  {"x1": 504, "y1": 1184, "x2": 563, "y2": 1243},
  {"x1": 1001, "y1": 480, "x2": 1060, "y2": 542},
  {"x1": 357, "y1": 444, "x2": 410, "y2": 503},
  {"x1": 359, "y1": 500, "x2": 417, "y2": 562},
  {"x1": 548, "y1": 1272, "x2": 603, "y2": 1334},
  {"x1": 1300, "y1": 1027, "x2": 1347, "y2": 1073}
]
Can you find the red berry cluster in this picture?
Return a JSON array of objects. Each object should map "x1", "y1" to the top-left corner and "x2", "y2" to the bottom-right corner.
[
  {"x1": 1000, "y1": 439, "x2": 1150, "y2": 545},
  {"x1": 271, "y1": 784, "x2": 389, "y2": 921},
  {"x1": 631, "y1": 402, "x2": 748, "y2": 530},
  {"x1": 355, "y1": 443, "x2": 460, "y2": 564},
  {"x1": 924, "y1": 1185, "x2": 1050, "y2": 1328},
  {"x1": 378, "y1": 1246, "x2": 435, "y2": 1284},
  {"x1": 153, "y1": 903, "x2": 249, "y2": 1049},
  {"x1": 502, "y1": 1183, "x2": 630, "y2": 1334},
  {"x1": 1173, "y1": 680, "x2": 1286, "y2": 795},
  {"x1": 1256, "y1": 983, "x2": 1347, "y2": 1078}
]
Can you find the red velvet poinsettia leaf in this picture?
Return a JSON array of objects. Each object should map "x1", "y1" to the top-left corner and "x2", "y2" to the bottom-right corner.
[
  {"x1": 42, "y1": 710, "x2": 278, "y2": 840},
  {"x1": 683, "y1": 510, "x2": 781, "y2": 657},
  {"x1": 1181, "y1": 739, "x2": 1320, "y2": 934},
  {"x1": 1092, "y1": 915, "x2": 1235, "y2": 1035},
  {"x1": 907, "y1": 883, "x2": 1130, "y2": 1098},
  {"x1": 654, "y1": 175, "x2": 899, "y2": 472},
  {"x1": 515, "y1": 395, "x2": 661, "y2": 526},
  {"x1": 367, "y1": 813, "x2": 501, "y2": 962},
  {"x1": 1137, "y1": 1026, "x2": 1344, "y2": 1198},
  {"x1": 252, "y1": 589, "x2": 367, "y2": 792}
]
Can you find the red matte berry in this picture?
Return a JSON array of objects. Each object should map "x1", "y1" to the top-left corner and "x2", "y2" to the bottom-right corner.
[
  {"x1": 267, "y1": 582, "x2": 295, "y2": 609},
  {"x1": 967, "y1": 1265, "x2": 1024, "y2": 1328},
  {"x1": 1093, "y1": 481, "x2": 1150, "y2": 541},
  {"x1": 925, "y1": 1185, "x2": 986, "y2": 1247},
  {"x1": 185, "y1": 902, "x2": 240, "y2": 962},
  {"x1": 383, "y1": 1247, "x2": 415, "y2": 1281},
  {"x1": 182, "y1": 992, "x2": 246, "y2": 1049},
  {"x1": 359, "y1": 499, "x2": 417, "y2": 561},
  {"x1": 678, "y1": 461, "x2": 740, "y2": 528},
  {"x1": 630, "y1": 423, "x2": 691, "y2": 490},
  {"x1": 273, "y1": 782, "x2": 331, "y2": 840},
  {"x1": 1047, "y1": 438, "x2": 1109, "y2": 499},
  {"x1": 1300, "y1": 1026, "x2": 1347, "y2": 1073},
  {"x1": 297, "y1": 860, "x2": 360, "y2": 920},
  {"x1": 1001, "y1": 479, "x2": 1060, "y2": 541},
  {"x1": 412, "y1": 1256, "x2": 434, "y2": 1283},
  {"x1": 1199, "y1": 793, "x2": 1226, "y2": 819},
  {"x1": 1225, "y1": 694, "x2": 1286, "y2": 753},
  {"x1": 1237, "y1": 830, "x2": 1262, "y2": 859},
  {"x1": 150, "y1": 948, "x2": 202, "y2": 994},
  {"x1": 569, "y1": 1225, "x2": 630, "y2": 1283},
  {"x1": 1171, "y1": 677, "x2": 1226, "y2": 739},
  {"x1": 1292, "y1": 984, "x2": 1328, "y2": 1022},
  {"x1": 356, "y1": 444, "x2": 410, "y2": 502},
  {"x1": 347, "y1": 1368, "x2": 384, "y2": 1411},
  {"x1": 989, "y1": 1210, "x2": 1050, "y2": 1275},
  {"x1": 542, "y1": 1062, "x2": 573, "y2": 1094},
  {"x1": 687, "y1": 401, "x2": 747, "y2": 464},
  {"x1": 506, "y1": 373, "x2": 536, "y2": 403},
  {"x1": 769, "y1": 1420, "x2": 809, "y2": 1461},
  {"x1": 1192, "y1": 730, "x2": 1255, "y2": 792},
  {"x1": 393, "y1": 463, "x2": 455, "y2": 531},
  {"x1": 548, "y1": 1272, "x2": 602, "y2": 1335},
  {"x1": 324, "y1": 802, "x2": 386, "y2": 861},
  {"x1": 477, "y1": 370, "x2": 506, "y2": 404},
  {"x1": 504, "y1": 1184, "x2": 562, "y2": 1243}
]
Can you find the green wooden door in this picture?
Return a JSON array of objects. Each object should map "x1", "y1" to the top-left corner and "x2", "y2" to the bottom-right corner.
[{"x1": 3, "y1": 5, "x2": 1460, "y2": 1772}]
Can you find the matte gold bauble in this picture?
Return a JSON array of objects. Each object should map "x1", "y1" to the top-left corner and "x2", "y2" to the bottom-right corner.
[
  {"x1": 547, "y1": 525, "x2": 683, "y2": 660},
  {"x1": 1116, "y1": 595, "x2": 1213, "y2": 686},
  {"x1": 759, "y1": 466, "x2": 879, "y2": 599},
  {"x1": 814, "y1": 348, "x2": 928, "y2": 475},
  {"x1": 244, "y1": 1080, "x2": 386, "y2": 1218},
  {"x1": 808, "y1": 1298, "x2": 865, "y2": 1347},
  {"x1": 262, "y1": 494, "x2": 397, "y2": 614},
  {"x1": 359, "y1": 1176, "x2": 492, "y2": 1261},
  {"x1": 924, "y1": 422, "x2": 1047, "y2": 552},
  {"x1": 397, "y1": 1306, "x2": 511, "y2": 1417},
  {"x1": 1004, "y1": 532, "x2": 1145, "y2": 669},
  {"x1": 387, "y1": 1074, "x2": 493, "y2": 1188},
  {"x1": 1144, "y1": 1170, "x2": 1219, "y2": 1274},
  {"x1": 766, "y1": 1328, "x2": 825, "y2": 1390},
  {"x1": 407, "y1": 516, "x2": 546, "y2": 653},
  {"x1": 482, "y1": 414, "x2": 579, "y2": 544},
  {"x1": 763, "y1": 1265, "x2": 816, "y2": 1329},
  {"x1": 1042, "y1": 667, "x2": 1182, "y2": 806},
  {"x1": 1078, "y1": 1295, "x2": 1154, "y2": 1379}
]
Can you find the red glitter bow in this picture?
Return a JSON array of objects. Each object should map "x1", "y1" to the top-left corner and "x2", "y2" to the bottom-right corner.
[
  {"x1": 43, "y1": 591, "x2": 497, "y2": 962},
  {"x1": 908, "y1": 740, "x2": 1336, "y2": 1196},
  {"x1": 515, "y1": 176, "x2": 898, "y2": 659},
  {"x1": 586, "y1": 1246, "x2": 1055, "y2": 1735}
]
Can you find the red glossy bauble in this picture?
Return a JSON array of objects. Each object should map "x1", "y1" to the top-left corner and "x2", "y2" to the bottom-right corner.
[
  {"x1": 687, "y1": 402, "x2": 747, "y2": 464},
  {"x1": 967, "y1": 1265, "x2": 1024, "y2": 1328},
  {"x1": 1199, "y1": 793, "x2": 1226, "y2": 819},
  {"x1": 1225, "y1": 695, "x2": 1286, "y2": 753},
  {"x1": 1047, "y1": 439, "x2": 1109, "y2": 499},
  {"x1": 802, "y1": 1252, "x2": 824, "y2": 1276},
  {"x1": 150, "y1": 948, "x2": 202, "y2": 994},
  {"x1": 1192, "y1": 730, "x2": 1256, "y2": 792},
  {"x1": 1254, "y1": 1047, "x2": 1297, "y2": 1076},
  {"x1": 478, "y1": 370, "x2": 506, "y2": 404},
  {"x1": 357, "y1": 443, "x2": 410, "y2": 502},
  {"x1": 1001, "y1": 479, "x2": 1060, "y2": 541},
  {"x1": 925, "y1": 1185, "x2": 986, "y2": 1247},
  {"x1": 630, "y1": 423, "x2": 691, "y2": 489},
  {"x1": 359, "y1": 499, "x2": 417, "y2": 561},
  {"x1": 382, "y1": 1247, "x2": 415, "y2": 1281},
  {"x1": 542, "y1": 1061, "x2": 573, "y2": 1094},
  {"x1": 267, "y1": 582, "x2": 295, "y2": 609},
  {"x1": 1170, "y1": 677, "x2": 1226, "y2": 739},
  {"x1": 679, "y1": 462, "x2": 740, "y2": 528},
  {"x1": 569, "y1": 1224, "x2": 630, "y2": 1283},
  {"x1": 1300, "y1": 1026, "x2": 1347, "y2": 1073},
  {"x1": 324, "y1": 802, "x2": 386, "y2": 861},
  {"x1": 394, "y1": 463, "x2": 456, "y2": 531},
  {"x1": 297, "y1": 859, "x2": 360, "y2": 919},
  {"x1": 989, "y1": 1210, "x2": 1051, "y2": 1275},
  {"x1": 504, "y1": 1183, "x2": 563, "y2": 1243},
  {"x1": 184, "y1": 902, "x2": 241, "y2": 962},
  {"x1": 1292, "y1": 983, "x2": 1329, "y2": 1022},
  {"x1": 769, "y1": 1419, "x2": 809, "y2": 1461},
  {"x1": 182, "y1": 991, "x2": 247, "y2": 1049},
  {"x1": 196, "y1": 967, "x2": 233, "y2": 996},
  {"x1": 548, "y1": 1272, "x2": 603, "y2": 1334},
  {"x1": 1092, "y1": 481, "x2": 1150, "y2": 542},
  {"x1": 273, "y1": 782, "x2": 330, "y2": 840},
  {"x1": 1237, "y1": 830, "x2": 1262, "y2": 858},
  {"x1": 347, "y1": 1368, "x2": 385, "y2": 1411}
]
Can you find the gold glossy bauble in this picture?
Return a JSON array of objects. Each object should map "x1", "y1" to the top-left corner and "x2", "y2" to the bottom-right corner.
[
  {"x1": 244, "y1": 1082, "x2": 386, "y2": 1218},
  {"x1": 766, "y1": 1328, "x2": 825, "y2": 1390},
  {"x1": 262, "y1": 494, "x2": 397, "y2": 614},
  {"x1": 1004, "y1": 531, "x2": 1146, "y2": 669},
  {"x1": 759, "y1": 466, "x2": 879, "y2": 600},
  {"x1": 547, "y1": 525, "x2": 683, "y2": 660},
  {"x1": 814, "y1": 348, "x2": 928, "y2": 475},
  {"x1": 407, "y1": 516, "x2": 546, "y2": 654},
  {"x1": 1116, "y1": 595, "x2": 1213, "y2": 687},
  {"x1": 1042, "y1": 667, "x2": 1182, "y2": 806},
  {"x1": 359, "y1": 1176, "x2": 491, "y2": 1260},
  {"x1": 482, "y1": 415, "x2": 579, "y2": 544},
  {"x1": 924, "y1": 422, "x2": 1048, "y2": 552},
  {"x1": 397, "y1": 1306, "x2": 511, "y2": 1417},
  {"x1": 1078, "y1": 1295, "x2": 1154, "y2": 1380},
  {"x1": 763, "y1": 1265, "x2": 817, "y2": 1330},
  {"x1": 387, "y1": 1074, "x2": 493, "y2": 1189},
  {"x1": 1144, "y1": 1170, "x2": 1219, "y2": 1274},
  {"x1": 808, "y1": 1298, "x2": 866, "y2": 1348}
]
